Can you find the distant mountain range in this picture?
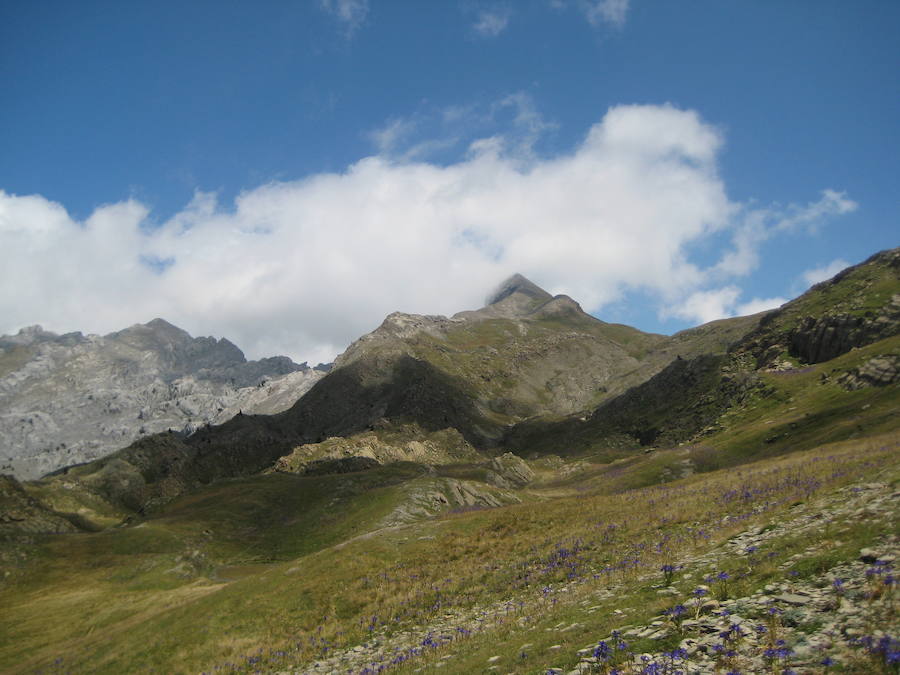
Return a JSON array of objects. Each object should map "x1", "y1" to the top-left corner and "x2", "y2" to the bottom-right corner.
[
  {"x1": 5, "y1": 249, "x2": 899, "y2": 495},
  {"x1": 0, "y1": 319, "x2": 329, "y2": 479}
]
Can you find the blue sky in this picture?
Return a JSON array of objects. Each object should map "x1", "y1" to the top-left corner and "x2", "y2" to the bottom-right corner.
[{"x1": 1, "y1": 1, "x2": 897, "y2": 363}]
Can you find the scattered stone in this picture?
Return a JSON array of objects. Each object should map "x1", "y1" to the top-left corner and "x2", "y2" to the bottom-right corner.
[
  {"x1": 547, "y1": 481, "x2": 898, "y2": 675},
  {"x1": 773, "y1": 593, "x2": 812, "y2": 606}
]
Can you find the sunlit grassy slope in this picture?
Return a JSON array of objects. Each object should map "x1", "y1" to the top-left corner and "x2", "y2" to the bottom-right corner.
[{"x1": 1, "y1": 424, "x2": 897, "y2": 673}]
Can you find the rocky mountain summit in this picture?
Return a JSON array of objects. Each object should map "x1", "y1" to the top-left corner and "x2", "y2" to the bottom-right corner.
[
  {"x1": 336, "y1": 272, "x2": 758, "y2": 424},
  {"x1": 0, "y1": 319, "x2": 326, "y2": 479}
]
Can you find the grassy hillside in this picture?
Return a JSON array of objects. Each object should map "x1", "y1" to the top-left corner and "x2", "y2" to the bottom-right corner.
[
  {"x1": 506, "y1": 249, "x2": 899, "y2": 459},
  {"x1": 346, "y1": 299, "x2": 761, "y2": 425},
  {"x1": 738, "y1": 247, "x2": 899, "y2": 366},
  {"x1": 1, "y1": 431, "x2": 896, "y2": 674}
]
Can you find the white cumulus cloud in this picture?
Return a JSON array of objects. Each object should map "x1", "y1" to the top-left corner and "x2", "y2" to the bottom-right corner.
[
  {"x1": 0, "y1": 103, "x2": 855, "y2": 364},
  {"x1": 668, "y1": 288, "x2": 788, "y2": 324},
  {"x1": 668, "y1": 287, "x2": 741, "y2": 325},
  {"x1": 802, "y1": 258, "x2": 851, "y2": 288}
]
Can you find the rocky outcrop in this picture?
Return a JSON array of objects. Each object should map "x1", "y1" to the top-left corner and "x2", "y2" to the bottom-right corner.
[
  {"x1": 272, "y1": 425, "x2": 483, "y2": 475},
  {"x1": 486, "y1": 452, "x2": 535, "y2": 488},
  {"x1": 789, "y1": 297, "x2": 900, "y2": 363},
  {"x1": 0, "y1": 474, "x2": 79, "y2": 534},
  {"x1": 0, "y1": 320, "x2": 326, "y2": 479},
  {"x1": 838, "y1": 354, "x2": 900, "y2": 389},
  {"x1": 375, "y1": 476, "x2": 519, "y2": 528},
  {"x1": 737, "y1": 248, "x2": 900, "y2": 369},
  {"x1": 739, "y1": 248, "x2": 900, "y2": 368}
]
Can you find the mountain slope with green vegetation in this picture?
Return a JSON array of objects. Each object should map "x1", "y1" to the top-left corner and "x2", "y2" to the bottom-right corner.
[
  {"x1": 738, "y1": 246, "x2": 900, "y2": 366},
  {"x1": 1, "y1": 432, "x2": 896, "y2": 674},
  {"x1": 507, "y1": 247, "x2": 900, "y2": 459},
  {"x1": 23, "y1": 274, "x2": 766, "y2": 517},
  {"x1": 0, "y1": 249, "x2": 897, "y2": 674}
]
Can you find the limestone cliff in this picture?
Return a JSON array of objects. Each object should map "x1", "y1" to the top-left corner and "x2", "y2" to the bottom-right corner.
[{"x1": 0, "y1": 319, "x2": 326, "y2": 479}]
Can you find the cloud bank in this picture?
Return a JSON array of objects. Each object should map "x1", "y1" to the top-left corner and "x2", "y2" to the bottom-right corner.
[{"x1": 0, "y1": 104, "x2": 854, "y2": 363}]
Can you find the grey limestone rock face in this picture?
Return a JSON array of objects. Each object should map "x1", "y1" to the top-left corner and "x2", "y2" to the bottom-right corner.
[{"x1": 0, "y1": 319, "x2": 326, "y2": 479}]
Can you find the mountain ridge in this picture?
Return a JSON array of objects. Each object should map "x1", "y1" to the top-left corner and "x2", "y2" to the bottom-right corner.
[
  {"x1": 5, "y1": 249, "x2": 898, "y2": 512},
  {"x1": 0, "y1": 320, "x2": 328, "y2": 479},
  {"x1": 16, "y1": 268, "x2": 774, "y2": 513},
  {"x1": 508, "y1": 246, "x2": 900, "y2": 456}
]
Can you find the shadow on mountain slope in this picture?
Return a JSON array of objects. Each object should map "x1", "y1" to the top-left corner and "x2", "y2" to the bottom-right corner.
[{"x1": 45, "y1": 354, "x2": 499, "y2": 514}]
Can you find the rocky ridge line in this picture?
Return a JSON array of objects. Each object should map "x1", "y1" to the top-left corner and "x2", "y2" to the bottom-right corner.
[{"x1": 0, "y1": 320, "x2": 327, "y2": 479}]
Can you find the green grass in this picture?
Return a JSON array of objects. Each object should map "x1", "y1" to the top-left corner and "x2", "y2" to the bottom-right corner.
[
  {"x1": 706, "y1": 334, "x2": 900, "y2": 461},
  {"x1": 769, "y1": 255, "x2": 898, "y2": 324},
  {"x1": 24, "y1": 478, "x2": 129, "y2": 530},
  {"x1": 1, "y1": 430, "x2": 897, "y2": 674},
  {"x1": 153, "y1": 465, "x2": 423, "y2": 563},
  {"x1": 398, "y1": 313, "x2": 671, "y2": 422}
]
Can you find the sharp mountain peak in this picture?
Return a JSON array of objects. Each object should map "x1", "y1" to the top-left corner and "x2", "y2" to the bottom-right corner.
[
  {"x1": 144, "y1": 317, "x2": 182, "y2": 332},
  {"x1": 487, "y1": 273, "x2": 553, "y2": 306}
]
